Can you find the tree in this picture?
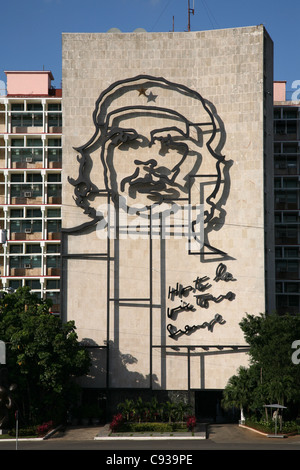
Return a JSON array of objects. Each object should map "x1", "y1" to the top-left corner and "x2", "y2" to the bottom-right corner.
[
  {"x1": 222, "y1": 365, "x2": 263, "y2": 420},
  {"x1": 0, "y1": 287, "x2": 91, "y2": 425},
  {"x1": 239, "y1": 313, "x2": 300, "y2": 409}
]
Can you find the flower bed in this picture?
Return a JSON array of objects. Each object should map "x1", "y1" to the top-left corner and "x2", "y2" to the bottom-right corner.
[{"x1": 110, "y1": 397, "x2": 197, "y2": 434}]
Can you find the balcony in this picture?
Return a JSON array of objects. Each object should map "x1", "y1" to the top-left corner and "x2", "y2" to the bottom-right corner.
[
  {"x1": 47, "y1": 232, "x2": 61, "y2": 240},
  {"x1": 10, "y1": 184, "x2": 43, "y2": 205},
  {"x1": 10, "y1": 267, "x2": 41, "y2": 276},
  {"x1": 9, "y1": 255, "x2": 42, "y2": 277},
  {"x1": 10, "y1": 231, "x2": 43, "y2": 241},
  {"x1": 46, "y1": 268, "x2": 60, "y2": 276}
]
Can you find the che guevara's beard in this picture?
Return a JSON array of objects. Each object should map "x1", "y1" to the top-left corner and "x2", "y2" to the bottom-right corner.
[{"x1": 120, "y1": 159, "x2": 180, "y2": 202}]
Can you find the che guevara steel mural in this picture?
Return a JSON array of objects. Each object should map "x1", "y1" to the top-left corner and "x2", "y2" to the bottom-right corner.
[{"x1": 66, "y1": 75, "x2": 235, "y2": 344}]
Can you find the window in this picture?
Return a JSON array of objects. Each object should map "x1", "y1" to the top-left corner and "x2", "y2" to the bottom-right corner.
[
  {"x1": 47, "y1": 138, "x2": 61, "y2": 147},
  {"x1": 27, "y1": 173, "x2": 42, "y2": 183},
  {"x1": 10, "y1": 221, "x2": 22, "y2": 233},
  {"x1": 11, "y1": 103, "x2": 24, "y2": 111},
  {"x1": 276, "y1": 282, "x2": 283, "y2": 293},
  {"x1": 9, "y1": 280, "x2": 22, "y2": 290},
  {"x1": 11, "y1": 174, "x2": 24, "y2": 182},
  {"x1": 26, "y1": 244, "x2": 41, "y2": 254},
  {"x1": 48, "y1": 148, "x2": 62, "y2": 163},
  {"x1": 283, "y1": 178, "x2": 297, "y2": 188},
  {"x1": 46, "y1": 256, "x2": 59, "y2": 268},
  {"x1": 46, "y1": 291, "x2": 60, "y2": 304},
  {"x1": 11, "y1": 139, "x2": 24, "y2": 147},
  {"x1": 46, "y1": 244, "x2": 60, "y2": 253},
  {"x1": 27, "y1": 103, "x2": 42, "y2": 111},
  {"x1": 285, "y1": 283, "x2": 299, "y2": 293},
  {"x1": 285, "y1": 248, "x2": 299, "y2": 258},
  {"x1": 46, "y1": 279, "x2": 60, "y2": 289},
  {"x1": 48, "y1": 113, "x2": 62, "y2": 127},
  {"x1": 283, "y1": 108, "x2": 298, "y2": 119},
  {"x1": 25, "y1": 279, "x2": 41, "y2": 290},
  {"x1": 283, "y1": 213, "x2": 298, "y2": 223},
  {"x1": 10, "y1": 220, "x2": 42, "y2": 233},
  {"x1": 11, "y1": 109, "x2": 43, "y2": 128},
  {"x1": 31, "y1": 220, "x2": 42, "y2": 232},
  {"x1": 11, "y1": 256, "x2": 40, "y2": 269},
  {"x1": 48, "y1": 103, "x2": 61, "y2": 111},
  {"x1": 48, "y1": 220, "x2": 61, "y2": 232},
  {"x1": 47, "y1": 173, "x2": 61, "y2": 182},
  {"x1": 274, "y1": 108, "x2": 281, "y2": 119},
  {"x1": 276, "y1": 260, "x2": 299, "y2": 272},
  {"x1": 29, "y1": 256, "x2": 42, "y2": 268},
  {"x1": 48, "y1": 184, "x2": 61, "y2": 198},
  {"x1": 9, "y1": 244, "x2": 22, "y2": 254},
  {"x1": 47, "y1": 208, "x2": 61, "y2": 218},
  {"x1": 10, "y1": 209, "x2": 23, "y2": 218},
  {"x1": 26, "y1": 208, "x2": 42, "y2": 218}
]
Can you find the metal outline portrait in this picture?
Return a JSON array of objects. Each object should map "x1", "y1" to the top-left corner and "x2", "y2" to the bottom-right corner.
[{"x1": 66, "y1": 75, "x2": 229, "y2": 258}]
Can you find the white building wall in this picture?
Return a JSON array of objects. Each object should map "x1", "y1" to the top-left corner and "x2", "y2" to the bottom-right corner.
[{"x1": 61, "y1": 26, "x2": 274, "y2": 391}]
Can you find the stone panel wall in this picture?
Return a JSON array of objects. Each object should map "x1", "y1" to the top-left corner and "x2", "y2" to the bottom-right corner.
[{"x1": 61, "y1": 26, "x2": 274, "y2": 391}]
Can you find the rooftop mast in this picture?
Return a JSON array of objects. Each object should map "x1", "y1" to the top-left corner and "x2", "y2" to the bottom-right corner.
[{"x1": 188, "y1": 0, "x2": 195, "y2": 32}]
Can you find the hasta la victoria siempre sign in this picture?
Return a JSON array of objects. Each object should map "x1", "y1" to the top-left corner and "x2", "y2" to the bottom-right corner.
[{"x1": 167, "y1": 263, "x2": 236, "y2": 339}]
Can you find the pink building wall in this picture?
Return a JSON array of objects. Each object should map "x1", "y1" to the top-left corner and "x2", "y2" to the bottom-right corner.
[
  {"x1": 5, "y1": 71, "x2": 54, "y2": 96},
  {"x1": 274, "y1": 81, "x2": 286, "y2": 101}
]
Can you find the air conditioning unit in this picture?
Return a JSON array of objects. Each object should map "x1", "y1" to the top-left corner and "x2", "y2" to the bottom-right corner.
[
  {"x1": 0, "y1": 230, "x2": 7, "y2": 244},
  {"x1": 25, "y1": 228, "x2": 32, "y2": 234},
  {"x1": 24, "y1": 191, "x2": 32, "y2": 198},
  {"x1": 24, "y1": 263, "x2": 32, "y2": 269},
  {"x1": 25, "y1": 157, "x2": 33, "y2": 163}
]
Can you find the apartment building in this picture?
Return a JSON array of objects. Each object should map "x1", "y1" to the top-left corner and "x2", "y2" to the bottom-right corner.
[
  {"x1": 0, "y1": 71, "x2": 62, "y2": 313},
  {"x1": 274, "y1": 81, "x2": 300, "y2": 315}
]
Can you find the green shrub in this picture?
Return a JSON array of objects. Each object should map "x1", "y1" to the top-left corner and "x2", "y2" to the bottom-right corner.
[
  {"x1": 114, "y1": 421, "x2": 187, "y2": 433},
  {"x1": 245, "y1": 417, "x2": 298, "y2": 434},
  {"x1": 8, "y1": 426, "x2": 38, "y2": 437}
]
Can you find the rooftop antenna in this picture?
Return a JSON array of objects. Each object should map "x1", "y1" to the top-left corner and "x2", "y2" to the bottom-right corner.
[
  {"x1": 188, "y1": 0, "x2": 195, "y2": 31},
  {"x1": 170, "y1": 15, "x2": 174, "y2": 32}
]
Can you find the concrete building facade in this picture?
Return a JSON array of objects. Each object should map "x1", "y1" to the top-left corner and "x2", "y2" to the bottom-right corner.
[
  {"x1": 0, "y1": 71, "x2": 62, "y2": 311},
  {"x1": 61, "y1": 26, "x2": 275, "y2": 417},
  {"x1": 273, "y1": 81, "x2": 300, "y2": 315}
]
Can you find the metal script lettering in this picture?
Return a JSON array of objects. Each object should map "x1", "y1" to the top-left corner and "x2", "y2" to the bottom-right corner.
[
  {"x1": 167, "y1": 300, "x2": 194, "y2": 319},
  {"x1": 194, "y1": 291, "x2": 236, "y2": 309},
  {"x1": 214, "y1": 263, "x2": 236, "y2": 282},
  {"x1": 167, "y1": 314, "x2": 226, "y2": 338}
]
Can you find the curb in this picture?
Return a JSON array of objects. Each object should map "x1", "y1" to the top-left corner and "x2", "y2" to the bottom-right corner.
[{"x1": 239, "y1": 424, "x2": 268, "y2": 436}]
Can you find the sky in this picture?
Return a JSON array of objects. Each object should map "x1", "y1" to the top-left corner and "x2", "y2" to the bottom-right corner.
[{"x1": 0, "y1": 0, "x2": 300, "y2": 95}]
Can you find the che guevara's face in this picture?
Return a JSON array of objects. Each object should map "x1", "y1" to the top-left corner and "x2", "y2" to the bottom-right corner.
[{"x1": 101, "y1": 112, "x2": 203, "y2": 210}]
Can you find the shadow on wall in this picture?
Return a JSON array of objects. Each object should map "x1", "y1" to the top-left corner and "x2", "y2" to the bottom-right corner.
[{"x1": 80, "y1": 339, "x2": 160, "y2": 390}]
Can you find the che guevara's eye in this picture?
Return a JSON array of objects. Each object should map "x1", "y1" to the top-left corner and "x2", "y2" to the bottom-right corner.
[{"x1": 108, "y1": 129, "x2": 138, "y2": 146}]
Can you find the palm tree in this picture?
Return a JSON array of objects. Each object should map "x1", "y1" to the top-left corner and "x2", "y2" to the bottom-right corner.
[
  {"x1": 134, "y1": 397, "x2": 146, "y2": 423},
  {"x1": 117, "y1": 399, "x2": 134, "y2": 422},
  {"x1": 164, "y1": 401, "x2": 176, "y2": 423},
  {"x1": 222, "y1": 366, "x2": 251, "y2": 422},
  {"x1": 174, "y1": 402, "x2": 191, "y2": 422}
]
